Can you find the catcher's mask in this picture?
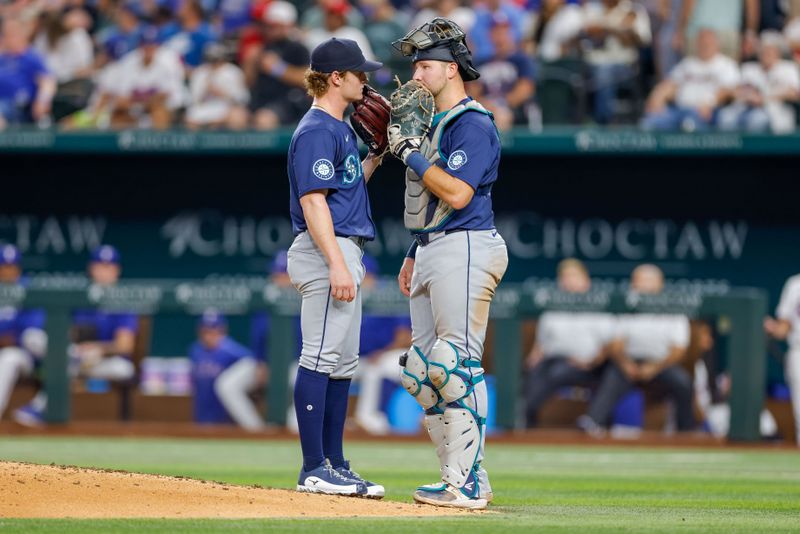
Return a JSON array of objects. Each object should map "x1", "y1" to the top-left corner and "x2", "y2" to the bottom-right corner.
[{"x1": 392, "y1": 17, "x2": 480, "y2": 81}]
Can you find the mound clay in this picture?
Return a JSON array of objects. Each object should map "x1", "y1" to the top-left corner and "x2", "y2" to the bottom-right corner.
[{"x1": 0, "y1": 461, "x2": 476, "y2": 518}]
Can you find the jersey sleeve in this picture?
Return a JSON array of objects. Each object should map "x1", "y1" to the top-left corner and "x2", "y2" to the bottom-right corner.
[
  {"x1": 291, "y1": 129, "x2": 341, "y2": 196},
  {"x1": 439, "y1": 114, "x2": 497, "y2": 191},
  {"x1": 113, "y1": 313, "x2": 139, "y2": 334}
]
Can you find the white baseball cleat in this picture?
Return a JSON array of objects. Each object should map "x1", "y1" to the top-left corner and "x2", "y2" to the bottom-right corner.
[
  {"x1": 413, "y1": 483, "x2": 488, "y2": 510},
  {"x1": 296, "y1": 462, "x2": 367, "y2": 496}
]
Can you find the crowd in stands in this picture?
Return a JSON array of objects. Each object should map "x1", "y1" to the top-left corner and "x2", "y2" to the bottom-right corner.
[{"x1": 1, "y1": 0, "x2": 800, "y2": 132}]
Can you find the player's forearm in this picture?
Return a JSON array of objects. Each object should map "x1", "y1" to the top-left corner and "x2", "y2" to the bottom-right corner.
[
  {"x1": 300, "y1": 193, "x2": 348, "y2": 270},
  {"x1": 362, "y1": 153, "x2": 382, "y2": 182},
  {"x1": 420, "y1": 165, "x2": 474, "y2": 210},
  {"x1": 657, "y1": 346, "x2": 686, "y2": 371}
]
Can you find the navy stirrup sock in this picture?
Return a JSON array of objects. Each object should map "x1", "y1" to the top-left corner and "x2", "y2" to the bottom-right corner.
[
  {"x1": 323, "y1": 377, "x2": 351, "y2": 469},
  {"x1": 294, "y1": 366, "x2": 329, "y2": 471}
]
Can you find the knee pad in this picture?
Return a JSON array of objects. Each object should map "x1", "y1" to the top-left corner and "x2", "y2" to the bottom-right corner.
[
  {"x1": 440, "y1": 406, "x2": 483, "y2": 490},
  {"x1": 399, "y1": 346, "x2": 440, "y2": 411},
  {"x1": 427, "y1": 339, "x2": 483, "y2": 403}
]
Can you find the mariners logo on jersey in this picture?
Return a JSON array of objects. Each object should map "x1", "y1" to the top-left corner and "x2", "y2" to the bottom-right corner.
[
  {"x1": 447, "y1": 150, "x2": 468, "y2": 171},
  {"x1": 313, "y1": 159, "x2": 335, "y2": 180},
  {"x1": 343, "y1": 154, "x2": 363, "y2": 185}
]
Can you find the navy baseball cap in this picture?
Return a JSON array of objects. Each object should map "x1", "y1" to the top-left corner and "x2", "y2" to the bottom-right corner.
[
  {"x1": 140, "y1": 25, "x2": 161, "y2": 45},
  {"x1": 90, "y1": 245, "x2": 121, "y2": 265},
  {"x1": 310, "y1": 38, "x2": 382, "y2": 73},
  {"x1": 198, "y1": 309, "x2": 227, "y2": 329},
  {"x1": 0, "y1": 245, "x2": 21, "y2": 266}
]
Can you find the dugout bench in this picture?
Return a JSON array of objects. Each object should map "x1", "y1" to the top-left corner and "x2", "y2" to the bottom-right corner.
[{"x1": 0, "y1": 280, "x2": 768, "y2": 441}]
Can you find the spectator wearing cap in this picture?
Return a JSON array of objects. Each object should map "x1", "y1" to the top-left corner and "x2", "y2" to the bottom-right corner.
[
  {"x1": 470, "y1": 0, "x2": 528, "y2": 64},
  {"x1": 95, "y1": 3, "x2": 143, "y2": 69},
  {"x1": 470, "y1": 13, "x2": 537, "y2": 130},
  {"x1": 580, "y1": 0, "x2": 652, "y2": 125},
  {"x1": 303, "y1": 0, "x2": 376, "y2": 61},
  {"x1": 0, "y1": 246, "x2": 47, "y2": 424},
  {"x1": 718, "y1": 31, "x2": 800, "y2": 133},
  {"x1": 642, "y1": 28, "x2": 739, "y2": 131},
  {"x1": 300, "y1": 0, "x2": 365, "y2": 32},
  {"x1": 162, "y1": 0, "x2": 219, "y2": 69},
  {"x1": 189, "y1": 310, "x2": 266, "y2": 431},
  {"x1": 106, "y1": 25, "x2": 185, "y2": 129},
  {"x1": 14, "y1": 245, "x2": 139, "y2": 427},
  {"x1": 185, "y1": 43, "x2": 249, "y2": 129},
  {"x1": 0, "y1": 17, "x2": 56, "y2": 130},
  {"x1": 243, "y1": 0, "x2": 311, "y2": 130}
]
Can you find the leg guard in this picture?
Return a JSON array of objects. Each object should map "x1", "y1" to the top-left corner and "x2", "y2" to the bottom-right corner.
[
  {"x1": 427, "y1": 339, "x2": 483, "y2": 403},
  {"x1": 440, "y1": 406, "x2": 483, "y2": 490},
  {"x1": 399, "y1": 346, "x2": 440, "y2": 411}
]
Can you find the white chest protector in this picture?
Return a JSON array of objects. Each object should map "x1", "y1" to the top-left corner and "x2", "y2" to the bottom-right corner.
[{"x1": 404, "y1": 100, "x2": 492, "y2": 232}]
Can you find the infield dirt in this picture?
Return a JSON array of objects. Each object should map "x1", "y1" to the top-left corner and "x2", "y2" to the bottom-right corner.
[{"x1": 0, "y1": 461, "x2": 476, "y2": 518}]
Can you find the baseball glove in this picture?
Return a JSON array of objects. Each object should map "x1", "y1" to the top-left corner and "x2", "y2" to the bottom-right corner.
[
  {"x1": 388, "y1": 79, "x2": 435, "y2": 164},
  {"x1": 350, "y1": 85, "x2": 392, "y2": 156}
]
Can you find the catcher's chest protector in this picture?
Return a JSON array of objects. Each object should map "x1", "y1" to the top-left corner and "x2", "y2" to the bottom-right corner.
[{"x1": 404, "y1": 100, "x2": 490, "y2": 232}]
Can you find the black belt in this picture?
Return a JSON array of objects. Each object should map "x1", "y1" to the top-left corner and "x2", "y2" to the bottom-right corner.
[
  {"x1": 347, "y1": 236, "x2": 367, "y2": 248},
  {"x1": 413, "y1": 228, "x2": 467, "y2": 247}
]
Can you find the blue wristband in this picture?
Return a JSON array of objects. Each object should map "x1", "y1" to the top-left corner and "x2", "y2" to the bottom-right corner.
[
  {"x1": 406, "y1": 151, "x2": 431, "y2": 178},
  {"x1": 406, "y1": 241, "x2": 418, "y2": 259}
]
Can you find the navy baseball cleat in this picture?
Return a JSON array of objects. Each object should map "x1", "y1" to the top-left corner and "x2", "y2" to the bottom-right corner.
[
  {"x1": 335, "y1": 460, "x2": 385, "y2": 499},
  {"x1": 296, "y1": 462, "x2": 368, "y2": 496}
]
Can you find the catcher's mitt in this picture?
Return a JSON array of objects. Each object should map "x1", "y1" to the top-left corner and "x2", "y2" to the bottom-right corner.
[
  {"x1": 350, "y1": 85, "x2": 391, "y2": 156},
  {"x1": 388, "y1": 79, "x2": 435, "y2": 163},
  {"x1": 389, "y1": 79, "x2": 435, "y2": 141}
]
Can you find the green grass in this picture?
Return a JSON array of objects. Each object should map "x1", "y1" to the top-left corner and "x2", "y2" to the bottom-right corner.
[{"x1": 1, "y1": 437, "x2": 799, "y2": 532}]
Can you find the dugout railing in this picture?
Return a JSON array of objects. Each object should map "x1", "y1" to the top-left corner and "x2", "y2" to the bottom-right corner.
[{"x1": 0, "y1": 280, "x2": 767, "y2": 441}]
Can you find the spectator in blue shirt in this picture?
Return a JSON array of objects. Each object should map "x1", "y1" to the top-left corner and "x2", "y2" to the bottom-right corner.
[
  {"x1": 0, "y1": 17, "x2": 56, "y2": 128},
  {"x1": 162, "y1": 0, "x2": 219, "y2": 68},
  {"x1": 96, "y1": 4, "x2": 143, "y2": 67},
  {"x1": 471, "y1": 12, "x2": 537, "y2": 130},
  {"x1": 469, "y1": 0, "x2": 528, "y2": 63},
  {"x1": 191, "y1": 310, "x2": 266, "y2": 430}
]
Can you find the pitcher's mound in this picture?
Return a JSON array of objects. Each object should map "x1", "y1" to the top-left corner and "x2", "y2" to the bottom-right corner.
[{"x1": 0, "y1": 461, "x2": 479, "y2": 518}]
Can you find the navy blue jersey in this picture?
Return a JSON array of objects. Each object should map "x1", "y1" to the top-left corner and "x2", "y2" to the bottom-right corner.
[
  {"x1": 476, "y1": 52, "x2": 536, "y2": 100},
  {"x1": 249, "y1": 311, "x2": 303, "y2": 363},
  {"x1": 190, "y1": 336, "x2": 254, "y2": 424},
  {"x1": 359, "y1": 315, "x2": 411, "y2": 357},
  {"x1": 288, "y1": 108, "x2": 375, "y2": 240},
  {"x1": 72, "y1": 310, "x2": 138, "y2": 344},
  {"x1": 430, "y1": 99, "x2": 501, "y2": 231}
]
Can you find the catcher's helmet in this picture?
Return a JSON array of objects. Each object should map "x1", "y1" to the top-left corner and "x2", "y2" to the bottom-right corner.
[{"x1": 392, "y1": 18, "x2": 480, "y2": 81}]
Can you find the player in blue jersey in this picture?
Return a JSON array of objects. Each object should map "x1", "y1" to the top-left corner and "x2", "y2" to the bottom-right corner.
[
  {"x1": 14, "y1": 245, "x2": 140, "y2": 427},
  {"x1": 0, "y1": 245, "x2": 48, "y2": 422},
  {"x1": 286, "y1": 37, "x2": 384, "y2": 498},
  {"x1": 190, "y1": 310, "x2": 265, "y2": 430},
  {"x1": 390, "y1": 18, "x2": 509, "y2": 509}
]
